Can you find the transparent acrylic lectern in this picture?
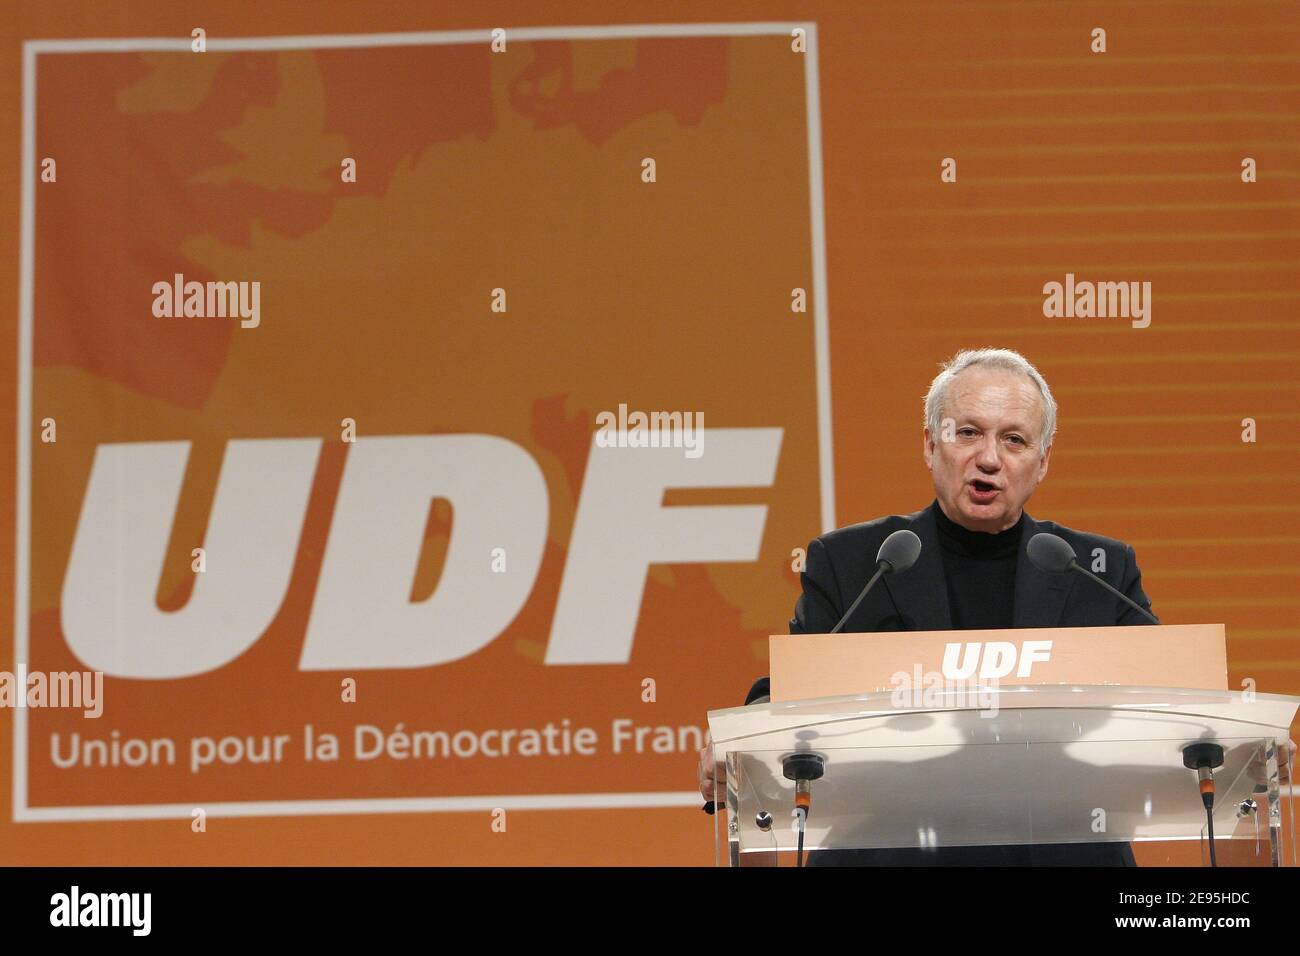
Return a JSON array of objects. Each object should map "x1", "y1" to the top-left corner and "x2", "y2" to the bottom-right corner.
[{"x1": 708, "y1": 685, "x2": 1298, "y2": 867}]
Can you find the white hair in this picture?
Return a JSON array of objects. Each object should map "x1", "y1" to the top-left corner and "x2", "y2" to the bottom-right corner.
[{"x1": 924, "y1": 348, "x2": 1057, "y2": 454}]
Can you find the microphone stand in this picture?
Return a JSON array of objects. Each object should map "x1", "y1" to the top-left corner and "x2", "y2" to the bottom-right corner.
[{"x1": 1064, "y1": 560, "x2": 1160, "y2": 624}]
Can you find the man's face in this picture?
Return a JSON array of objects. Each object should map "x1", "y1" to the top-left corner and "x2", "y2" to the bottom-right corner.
[{"x1": 923, "y1": 367, "x2": 1052, "y2": 533}]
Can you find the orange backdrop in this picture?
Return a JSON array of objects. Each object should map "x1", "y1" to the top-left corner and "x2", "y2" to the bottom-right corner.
[{"x1": 0, "y1": 0, "x2": 1296, "y2": 865}]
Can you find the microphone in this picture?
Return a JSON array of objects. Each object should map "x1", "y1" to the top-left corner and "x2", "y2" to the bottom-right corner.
[
  {"x1": 829, "y1": 529, "x2": 921, "y2": 634},
  {"x1": 1026, "y1": 532, "x2": 1159, "y2": 624}
]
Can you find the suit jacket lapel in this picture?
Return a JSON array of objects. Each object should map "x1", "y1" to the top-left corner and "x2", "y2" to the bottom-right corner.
[
  {"x1": 882, "y1": 506, "x2": 952, "y2": 632},
  {"x1": 1013, "y1": 511, "x2": 1074, "y2": 628}
]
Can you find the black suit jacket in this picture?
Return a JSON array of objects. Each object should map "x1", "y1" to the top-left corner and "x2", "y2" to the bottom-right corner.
[
  {"x1": 747, "y1": 503, "x2": 1156, "y2": 867},
  {"x1": 745, "y1": 503, "x2": 1155, "y2": 705}
]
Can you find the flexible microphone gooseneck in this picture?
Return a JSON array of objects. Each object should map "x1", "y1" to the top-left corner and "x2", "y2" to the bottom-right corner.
[
  {"x1": 1026, "y1": 532, "x2": 1159, "y2": 624},
  {"x1": 829, "y1": 529, "x2": 923, "y2": 634}
]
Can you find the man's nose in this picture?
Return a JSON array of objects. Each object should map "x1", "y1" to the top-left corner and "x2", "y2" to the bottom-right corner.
[{"x1": 975, "y1": 436, "x2": 1002, "y2": 471}]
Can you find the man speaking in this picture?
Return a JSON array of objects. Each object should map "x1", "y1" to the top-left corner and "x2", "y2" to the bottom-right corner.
[{"x1": 697, "y1": 347, "x2": 1156, "y2": 866}]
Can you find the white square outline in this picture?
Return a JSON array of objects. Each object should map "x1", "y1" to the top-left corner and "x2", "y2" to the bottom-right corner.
[{"x1": 16, "y1": 22, "x2": 835, "y2": 822}]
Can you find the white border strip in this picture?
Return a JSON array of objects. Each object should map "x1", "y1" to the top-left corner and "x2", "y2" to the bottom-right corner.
[
  {"x1": 20, "y1": 790, "x2": 704, "y2": 822},
  {"x1": 14, "y1": 39, "x2": 35, "y2": 829},
  {"x1": 26, "y1": 22, "x2": 807, "y2": 54},
  {"x1": 803, "y1": 24, "x2": 836, "y2": 533},
  {"x1": 16, "y1": 22, "x2": 833, "y2": 823}
]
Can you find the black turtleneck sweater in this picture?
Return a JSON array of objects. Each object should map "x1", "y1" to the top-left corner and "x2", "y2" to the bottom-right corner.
[{"x1": 931, "y1": 500, "x2": 1022, "y2": 630}]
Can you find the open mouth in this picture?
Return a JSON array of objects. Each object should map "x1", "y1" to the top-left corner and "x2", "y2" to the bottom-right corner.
[{"x1": 968, "y1": 479, "x2": 1000, "y2": 500}]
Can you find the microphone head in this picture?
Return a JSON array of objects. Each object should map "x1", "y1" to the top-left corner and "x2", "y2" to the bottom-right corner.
[
  {"x1": 1027, "y1": 532, "x2": 1077, "y2": 573},
  {"x1": 877, "y1": 529, "x2": 922, "y2": 574}
]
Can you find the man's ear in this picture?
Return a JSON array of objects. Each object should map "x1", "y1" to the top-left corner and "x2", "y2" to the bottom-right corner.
[
  {"x1": 922, "y1": 427, "x2": 934, "y2": 469},
  {"x1": 1038, "y1": 440, "x2": 1053, "y2": 482}
]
